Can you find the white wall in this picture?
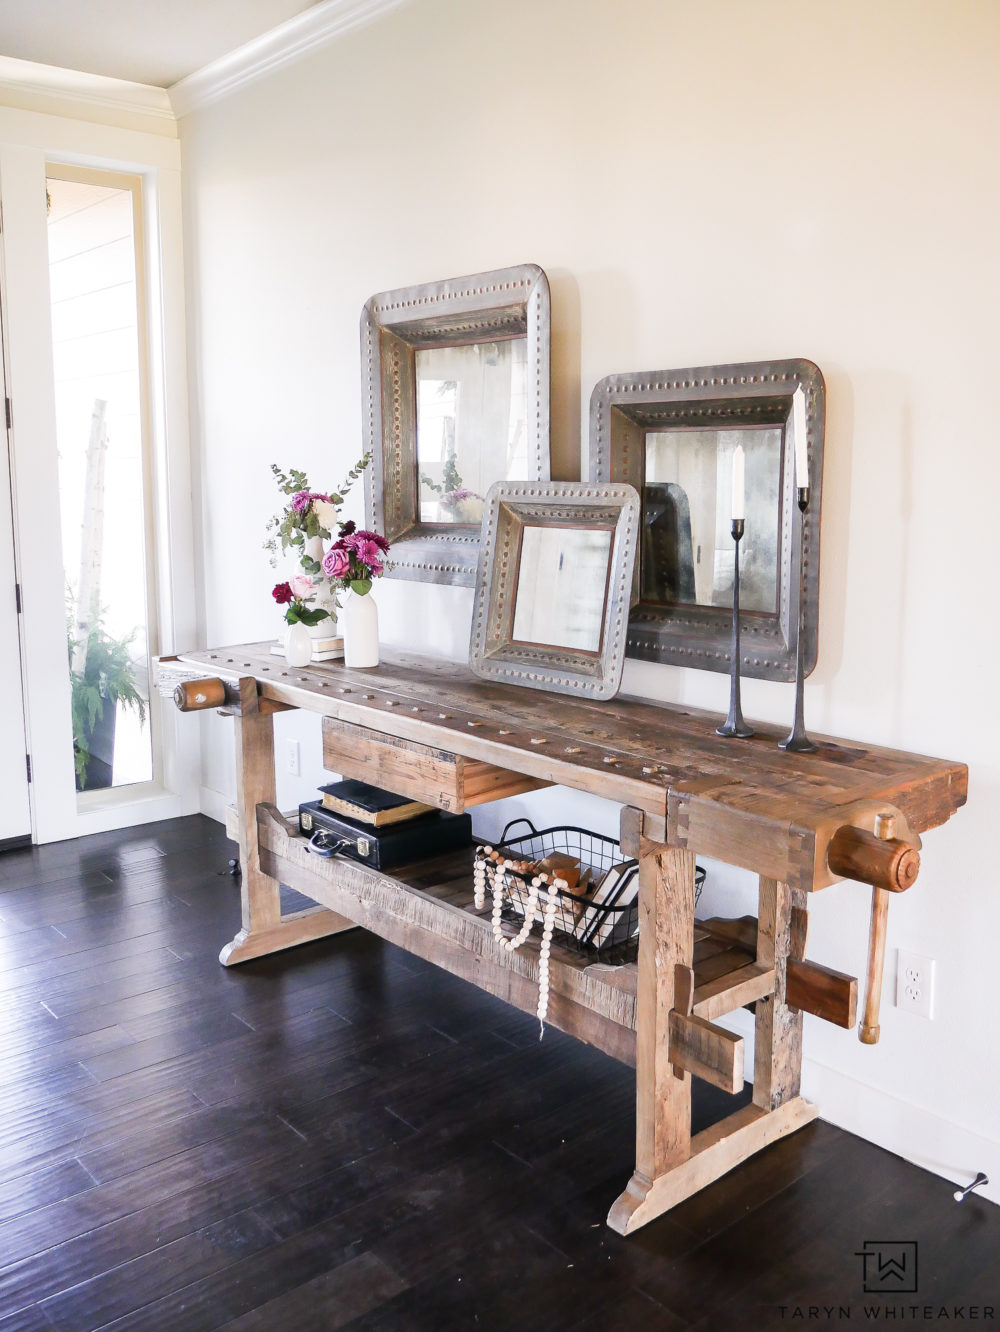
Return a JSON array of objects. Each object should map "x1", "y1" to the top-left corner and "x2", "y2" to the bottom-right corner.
[{"x1": 180, "y1": 0, "x2": 1000, "y2": 1200}]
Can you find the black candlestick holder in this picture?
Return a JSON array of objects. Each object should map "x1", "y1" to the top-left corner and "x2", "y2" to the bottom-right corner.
[
  {"x1": 779, "y1": 486, "x2": 818, "y2": 753},
  {"x1": 717, "y1": 518, "x2": 754, "y2": 739}
]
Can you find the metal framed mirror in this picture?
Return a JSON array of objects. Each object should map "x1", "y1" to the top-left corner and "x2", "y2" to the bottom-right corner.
[
  {"x1": 362, "y1": 263, "x2": 551, "y2": 587},
  {"x1": 589, "y1": 359, "x2": 824, "y2": 680},
  {"x1": 469, "y1": 481, "x2": 640, "y2": 700}
]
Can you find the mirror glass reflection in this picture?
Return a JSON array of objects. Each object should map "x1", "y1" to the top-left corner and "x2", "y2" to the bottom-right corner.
[
  {"x1": 512, "y1": 524, "x2": 613, "y2": 654},
  {"x1": 642, "y1": 427, "x2": 782, "y2": 614},
  {"x1": 416, "y1": 340, "x2": 529, "y2": 525}
]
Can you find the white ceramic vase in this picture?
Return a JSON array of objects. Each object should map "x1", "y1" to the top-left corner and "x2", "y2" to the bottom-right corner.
[
  {"x1": 307, "y1": 616, "x2": 337, "y2": 641},
  {"x1": 341, "y1": 589, "x2": 379, "y2": 668},
  {"x1": 285, "y1": 620, "x2": 313, "y2": 667},
  {"x1": 304, "y1": 536, "x2": 339, "y2": 635}
]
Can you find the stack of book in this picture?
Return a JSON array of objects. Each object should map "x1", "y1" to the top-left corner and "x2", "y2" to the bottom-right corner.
[
  {"x1": 299, "y1": 778, "x2": 471, "y2": 871},
  {"x1": 271, "y1": 632, "x2": 344, "y2": 662}
]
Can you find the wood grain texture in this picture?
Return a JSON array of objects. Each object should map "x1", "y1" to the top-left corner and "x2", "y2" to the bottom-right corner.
[
  {"x1": 668, "y1": 1012, "x2": 745, "y2": 1094},
  {"x1": 860, "y1": 887, "x2": 891, "y2": 1044},
  {"x1": 170, "y1": 645, "x2": 967, "y2": 842},
  {"x1": 607, "y1": 1096, "x2": 819, "y2": 1235},
  {"x1": 219, "y1": 906, "x2": 357, "y2": 967},
  {"x1": 827, "y1": 825, "x2": 920, "y2": 892},
  {"x1": 254, "y1": 806, "x2": 638, "y2": 1064},
  {"x1": 611, "y1": 844, "x2": 698, "y2": 1231},
  {"x1": 753, "y1": 879, "x2": 805, "y2": 1112},
  {"x1": 786, "y1": 958, "x2": 858, "y2": 1029},
  {"x1": 692, "y1": 963, "x2": 775, "y2": 1020},
  {"x1": 232, "y1": 681, "x2": 280, "y2": 936},
  {"x1": 321, "y1": 717, "x2": 550, "y2": 812}
]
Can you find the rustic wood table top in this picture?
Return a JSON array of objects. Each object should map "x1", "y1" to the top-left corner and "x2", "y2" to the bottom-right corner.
[{"x1": 173, "y1": 643, "x2": 967, "y2": 839}]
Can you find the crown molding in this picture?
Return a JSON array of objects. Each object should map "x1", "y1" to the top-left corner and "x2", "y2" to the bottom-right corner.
[
  {"x1": 169, "y1": 0, "x2": 408, "y2": 118},
  {"x1": 0, "y1": 55, "x2": 175, "y2": 132}
]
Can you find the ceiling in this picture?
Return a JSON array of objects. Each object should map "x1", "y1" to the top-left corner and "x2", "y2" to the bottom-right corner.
[{"x1": 0, "y1": 0, "x2": 324, "y2": 89}]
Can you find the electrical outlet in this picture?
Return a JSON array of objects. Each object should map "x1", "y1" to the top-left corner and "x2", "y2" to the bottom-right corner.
[
  {"x1": 285, "y1": 739, "x2": 300, "y2": 776},
  {"x1": 896, "y1": 948, "x2": 935, "y2": 1019}
]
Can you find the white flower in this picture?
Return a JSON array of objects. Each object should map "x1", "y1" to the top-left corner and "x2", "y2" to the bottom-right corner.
[{"x1": 312, "y1": 499, "x2": 339, "y2": 531}]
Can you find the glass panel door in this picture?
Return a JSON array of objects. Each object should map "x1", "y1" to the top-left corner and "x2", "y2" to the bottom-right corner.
[{"x1": 46, "y1": 168, "x2": 155, "y2": 796}]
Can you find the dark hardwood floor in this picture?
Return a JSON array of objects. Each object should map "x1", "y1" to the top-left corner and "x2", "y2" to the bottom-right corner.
[{"x1": 0, "y1": 815, "x2": 996, "y2": 1330}]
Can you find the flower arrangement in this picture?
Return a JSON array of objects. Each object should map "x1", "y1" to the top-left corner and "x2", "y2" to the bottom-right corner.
[
  {"x1": 264, "y1": 454, "x2": 371, "y2": 577},
  {"x1": 271, "y1": 574, "x2": 330, "y2": 626},
  {"x1": 321, "y1": 522, "x2": 391, "y2": 595}
]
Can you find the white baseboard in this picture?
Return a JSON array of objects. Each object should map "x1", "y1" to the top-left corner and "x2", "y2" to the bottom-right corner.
[
  {"x1": 199, "y1": 784, "x2": 230, "y2": 827},
  {"x1": 802, "y1": 1058, "x2": 998, "y2": 1207},
  {"x1": 53, "y1": 787, "x2": 199, "y2": 842}
]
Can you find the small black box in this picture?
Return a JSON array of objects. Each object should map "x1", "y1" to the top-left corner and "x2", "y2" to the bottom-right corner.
[{"x1": 298, "y1": 800, "x2": 472, "y2": 871}]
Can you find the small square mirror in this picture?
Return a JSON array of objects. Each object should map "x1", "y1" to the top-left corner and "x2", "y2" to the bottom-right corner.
[{"x1": 470, "y1": 482, "x2": 640, "y2": 700}]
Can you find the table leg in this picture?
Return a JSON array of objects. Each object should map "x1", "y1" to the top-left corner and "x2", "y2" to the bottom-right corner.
[
  {"x1": 608, "y1": 856, "x2": 816, "y2": 1235},
  {"x1": 608, "y1": 843, "x2": 695, "y2": 1233},
  {"x1": 220, "y1": 698, "x2": 355, "y2": 966},
  {"x1": 754, "y1": 877, "x2": 806, "y2": 1110}
]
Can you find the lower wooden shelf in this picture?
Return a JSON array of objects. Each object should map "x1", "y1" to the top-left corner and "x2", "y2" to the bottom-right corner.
[{"x1": 247, "y1": 805, "x2": 775, "y2": 1070}]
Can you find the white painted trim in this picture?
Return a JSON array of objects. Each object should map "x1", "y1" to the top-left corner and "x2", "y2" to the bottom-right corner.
[
  {"x1": 0, "y1": 56, "x2": 174, "y2": 131},
  {"x1": 719, "y1": 1006, "x2": 998, "y2": 1208},
  {"x1": 169, "y1": 0, "x2": 408, "y2": 116},
  {"x1": 803, "y1": 1059, "x2": 1000, "y2": 1208},
  {"x1": 0, "y1": 108, "x2": 197, "y2": 844},
  {"x1": 199, "y1": 784, "x2": 230, "y2": 827},
  {"x1": 68, "y1": 785, "x2": 201, "y2": 840}
]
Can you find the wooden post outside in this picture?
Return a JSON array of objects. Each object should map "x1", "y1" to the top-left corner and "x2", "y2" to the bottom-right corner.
[
  {"x1": 753, "y1": 877, "x2": 807, "y2": 1110},
  {"x1": 608, "y1": 842, "x2": 696, "y2": 1231}
]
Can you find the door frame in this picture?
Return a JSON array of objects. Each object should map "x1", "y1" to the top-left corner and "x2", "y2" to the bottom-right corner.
[
  {"x1": 0, "y1": 107, "x2": 200, "y2": 842},
  {"x1": 0, "y1": 284, "x2": 31, "y2": 847}
]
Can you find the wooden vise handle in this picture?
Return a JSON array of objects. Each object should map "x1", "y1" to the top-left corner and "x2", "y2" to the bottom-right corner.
[
  {"x1": 827, "y1": 825, "x2": 920, "y2": 893},
  {"x1": 827, "y1": 813, "x2": 920, "y2": 1045},
  {"x1": 173, "y1": 678, "x2": 227, "y2": 712}
]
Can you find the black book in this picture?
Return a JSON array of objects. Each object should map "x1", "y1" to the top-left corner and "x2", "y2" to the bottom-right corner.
[{"x1": 318, "y1": 779, "x2": 433, "y2": 827}]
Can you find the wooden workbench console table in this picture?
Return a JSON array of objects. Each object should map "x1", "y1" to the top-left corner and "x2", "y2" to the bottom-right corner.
[{"x1": 162, "y1": 643, "x2": 967, "y2": 1235}]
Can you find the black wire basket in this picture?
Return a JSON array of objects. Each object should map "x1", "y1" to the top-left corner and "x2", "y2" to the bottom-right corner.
[{"x1": 475, "y1": 819, "x2": 706, "y2": 965}]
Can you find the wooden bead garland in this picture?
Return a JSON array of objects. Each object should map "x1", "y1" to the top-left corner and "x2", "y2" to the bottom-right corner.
[
  {"x1": 491, "y1": 863, "x2": 539, "y2": 952},
  {"x1": 480, "y1": 846, "x2": 563, "y2": 1037},
  {"x1": 536, "y1": 880, "x2": 561, "y2": 1038},
  {"x1": 473, "y1": 847, "x2": 491, "y2": 910}
]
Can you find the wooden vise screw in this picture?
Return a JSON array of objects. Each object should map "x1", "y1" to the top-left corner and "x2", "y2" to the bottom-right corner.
[
  {"x1": 173, "y1": 678, "x2": 227, "y2": 712},
  {"x1": 826, "y1": 813, "x2": 920, "y2": 1045}
]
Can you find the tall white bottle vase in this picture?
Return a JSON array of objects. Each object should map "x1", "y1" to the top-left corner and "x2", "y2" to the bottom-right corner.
[
  {"x1": 304, "y1": 535, "x2": 339, "y2": 636},
  {"x1": 341, "y1": 590, "x2": 379, "y2": 668}
]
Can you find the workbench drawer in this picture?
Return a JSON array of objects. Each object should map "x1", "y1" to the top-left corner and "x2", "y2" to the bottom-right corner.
[{"x1": 321, "y1": 716, "x2": 550, "y2": 814}]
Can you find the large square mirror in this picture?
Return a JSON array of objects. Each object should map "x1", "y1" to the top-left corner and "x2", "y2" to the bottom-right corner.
[
  {"x1": 363, "y1": 264, "x2": 551, "y2": 586},
  {"x1": 469, "y1": 481, "x2": 640, "y2": 700},
  {"x1": 590, "y1": 360, "x2": 824, "y2": 680}
]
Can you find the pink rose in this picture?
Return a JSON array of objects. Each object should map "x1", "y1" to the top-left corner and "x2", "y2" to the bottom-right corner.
[
  {"x1": 289, "y1": 574, "x2": 315, "y2": 600},
  {"x1": 322, "y1": 547, "x2": 351, "y2": 579}
]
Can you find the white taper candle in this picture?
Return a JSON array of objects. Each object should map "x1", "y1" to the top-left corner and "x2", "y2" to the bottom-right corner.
[
  {"x1": 792, "y1": 388, "x2": 809, "y2": 488},
  {"x1": 731, "y1": 443, "x2": 745, "y2": 521}
]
